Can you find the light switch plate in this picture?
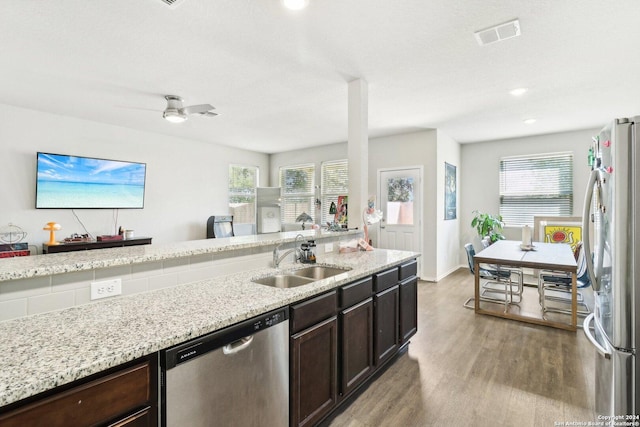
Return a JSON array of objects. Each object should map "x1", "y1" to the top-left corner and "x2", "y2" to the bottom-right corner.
[{"x1": 90, "y1": 278, "x2": 122, "y2": 300}]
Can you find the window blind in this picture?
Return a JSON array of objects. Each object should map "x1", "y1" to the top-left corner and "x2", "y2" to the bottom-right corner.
[
  {"x1": 321, "y1": 160, "x2": 348, "y2": 225},
  {"x1": 499, "y1": 152, "x2": 573, "y2": 227},
  {"x1": 279, "y1": 164, "x2": 315, "y2": 224},
  {"x1": 229, "y1": 164, "x2": 258, "y2": 224}
]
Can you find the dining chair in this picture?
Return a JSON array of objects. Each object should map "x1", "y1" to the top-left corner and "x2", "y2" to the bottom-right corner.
[
  {"x1": 463, "y1": 243, "x2": 523, "y2": 310},
  {"x1": 538, "y1": 241, "x2": 591, "y2": 316}
]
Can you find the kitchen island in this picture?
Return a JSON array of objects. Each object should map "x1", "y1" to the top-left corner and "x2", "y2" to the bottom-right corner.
[{"x1": 0, "y1": 231, "x2": 419, "y2": 423}]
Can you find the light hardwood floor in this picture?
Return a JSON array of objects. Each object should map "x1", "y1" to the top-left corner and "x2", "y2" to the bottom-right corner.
[{"x1": 328, "y1": 268, "x2": 596, "y2": 427}]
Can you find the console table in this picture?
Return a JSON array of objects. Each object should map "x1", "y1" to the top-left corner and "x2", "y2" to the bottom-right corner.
[{"x1": 43, "y1": 237, "x2": 152, "y2": 254}]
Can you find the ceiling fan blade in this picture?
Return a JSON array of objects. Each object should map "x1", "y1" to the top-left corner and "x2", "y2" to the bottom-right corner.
[
  {"x1": 200, "y1": 111, "x2": 219, "y2": 117},
  {"x1": 182, "y1": 104, "x2": 215, "y2": 115}
]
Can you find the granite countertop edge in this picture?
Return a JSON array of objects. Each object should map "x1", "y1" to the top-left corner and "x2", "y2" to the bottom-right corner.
[
  {"x1": 0, "y1": 230, "x2": 361, "y2": 282},
  {"x1": 0, "y1": 248, "x2": 420, "y2": 408}
]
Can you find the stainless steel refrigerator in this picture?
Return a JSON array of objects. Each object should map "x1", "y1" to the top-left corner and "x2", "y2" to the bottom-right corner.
[{"x1": 583, "y1": 116, "x2": 638, "y2": 417}]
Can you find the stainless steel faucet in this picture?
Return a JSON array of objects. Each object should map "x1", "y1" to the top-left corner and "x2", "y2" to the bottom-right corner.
[{"x1": 272, "y1": 234, "x2": 305, "y2": 268}]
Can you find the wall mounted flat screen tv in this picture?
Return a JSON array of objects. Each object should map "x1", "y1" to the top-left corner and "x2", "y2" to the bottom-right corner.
[{"x1": 36, "y1": 152, "x2": 147, "y2": 209}]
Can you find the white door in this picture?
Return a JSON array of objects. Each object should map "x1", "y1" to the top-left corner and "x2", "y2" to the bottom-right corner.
[{"x1": 378, "y1": 168, "x2": 422, "y2": 255}]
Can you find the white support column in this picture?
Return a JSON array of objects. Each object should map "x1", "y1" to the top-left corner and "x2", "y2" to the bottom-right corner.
[{"x1": 348, "y1": 79, "x2": 368, "y2": 231}]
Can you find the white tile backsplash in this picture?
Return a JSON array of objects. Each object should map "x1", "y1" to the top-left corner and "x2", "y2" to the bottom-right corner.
[
  {"x1": 0, "y1": 276, "x2": 51, "y2": 302},
  {"x1": 27, "y1": 291, "x2": 75, "y2": 315},
  {"x1": 0, "y1": 299, "x2": 27, "y2": 321},
  {"x1": 148, "y1": 273, "x2": 179, "y2": 291}
]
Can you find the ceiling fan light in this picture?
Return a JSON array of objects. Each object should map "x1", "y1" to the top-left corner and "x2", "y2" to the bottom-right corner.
[
  {"x1": 163, "y1": 109, "x2": 187, "y2": 123},
  {"x1": 509, "y1": 87, "x2": 528, "y2": 96},
  {"x1": 282, "y1": 0, "x2": 309, "y2": 11}
]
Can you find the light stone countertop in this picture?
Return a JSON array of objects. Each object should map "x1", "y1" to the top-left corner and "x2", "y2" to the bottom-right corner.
[
  {"x1": 0, "y1": 229, "x2": 359, "y2": 282},
  {"x1": 0, "y1": 248, "x2": 419, "y2": 408}
]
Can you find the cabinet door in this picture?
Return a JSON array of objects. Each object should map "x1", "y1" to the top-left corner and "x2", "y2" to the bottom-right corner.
[
  {"x1": 291, "y1": 316, "x2": 338, "y2": 427},
  {"x1": 340, "y1": 298, "x2": 373, "y2": 397},
  {"x1": 0, "y1": 361, "x2": 153, "y2": 427},
  {"x1": 400, "y1": 277, "x2": 418, "y2": 344},
  {"x1": 374, "y1": 285, "x2": 399, "y2": 366},
  {"x1": 108, "y1": 406, "x2": 152, "y2": 427}
]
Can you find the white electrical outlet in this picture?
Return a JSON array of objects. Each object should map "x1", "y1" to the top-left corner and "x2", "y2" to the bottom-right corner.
[
  {"x1": 90, "y1": 278, "x2": 122, "y2": 300},
  {"x1": 325, "y1": 243, "x2": 333, "y2": 253}
]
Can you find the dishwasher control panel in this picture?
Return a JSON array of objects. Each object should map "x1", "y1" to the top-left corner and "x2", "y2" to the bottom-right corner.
[
  {"x1": 254, "y1": 310, "x2": 286, "y2": 330},
  {"x1": 163, "y1": 307, "x2": 289, "y2": 369}
]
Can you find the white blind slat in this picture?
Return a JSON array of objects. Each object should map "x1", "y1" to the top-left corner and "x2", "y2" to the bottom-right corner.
[
  {"x1": 321, "y1": 159, "x2": 348, "y2": 225},
  {"x1": 499, "y1": 152, "x2": 573, "y2": 226},
  {"x1": 280, "y1": 164, "x2": 315, "y2": 223}
]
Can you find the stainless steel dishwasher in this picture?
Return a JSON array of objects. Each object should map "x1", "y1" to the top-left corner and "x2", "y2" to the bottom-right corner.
[{"x1": 160, "y1": 307, "x2": 289, "y2": 426}]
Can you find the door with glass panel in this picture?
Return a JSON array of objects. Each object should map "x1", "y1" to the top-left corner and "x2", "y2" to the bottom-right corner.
[{"x1": 378, "y1": 168, "x2": 422, "y2": 255}]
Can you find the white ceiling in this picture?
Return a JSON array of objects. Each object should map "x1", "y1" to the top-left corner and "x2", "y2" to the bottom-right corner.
[{"x1": 1, "y1": 0, "x2": 639, "y2": 154}]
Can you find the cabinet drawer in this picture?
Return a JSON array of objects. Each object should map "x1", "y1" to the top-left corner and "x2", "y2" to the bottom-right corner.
[
  {"x1": 340, "y1": 277, "x2": 372, "y2": 308},
  {"x1": 0, "y1": 361, "x2": 151, "y2": 427},
  {"x1": 399, "y1": 259, "x2": 418, "y2": 281},
  {"x1": 291, "y1": 291, "x2": 337, "y2": 334},
  {"x1": 373, "y1": 267, "x2": 399, "y2": 292}
]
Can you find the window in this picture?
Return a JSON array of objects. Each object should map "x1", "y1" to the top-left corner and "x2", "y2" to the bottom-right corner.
[
  {"x1": 279, "y1": 164, "x2": 315, "y2": 224},
  {"x1": 499, "y1": 152, "x2": 573, "y2": 227},
  {"x1": 229, "y1": 164, "x2": 258, "y2": 224},
  {"x1": 321, "y1": 160, "x2": 348, "y2": 225}
]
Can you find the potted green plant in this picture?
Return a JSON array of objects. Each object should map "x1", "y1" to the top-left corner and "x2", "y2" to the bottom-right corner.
[{"x1": 471, "y1": 210, "x2": 505, "y2": 244}]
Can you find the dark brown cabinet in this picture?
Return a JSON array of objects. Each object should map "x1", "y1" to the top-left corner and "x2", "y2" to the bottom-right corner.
[
  {"x1": 291, "y1": 316, "x2": 338, "y2": 427},
  {"x1": 374, "y1": 285, "x2": 400, "y2": 366},
  {"x1": 0, "y1": 356, "x2": 157, "y2": 427},
  {"x1": 339, "y1": 297, "x2": 374, "y2": 397},
  {"x1": 290, "y1": 291, "x2": 338, "y2": 427},
  {"x1": 398, "y1": 259, "x2": 419, "y2": 345},
  {"x1": 399, "y1": 276, "x2": 418, "y2": 344}
]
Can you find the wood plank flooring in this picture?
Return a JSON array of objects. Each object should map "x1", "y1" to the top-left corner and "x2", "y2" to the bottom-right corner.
[{"x1": 327, "y1": 268, "x2": 596, "y2": 427}]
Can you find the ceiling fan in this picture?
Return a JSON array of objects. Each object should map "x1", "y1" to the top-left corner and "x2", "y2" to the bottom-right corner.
[{"x1": 162, "y1": 95, "x2": 218, "y2": 123}]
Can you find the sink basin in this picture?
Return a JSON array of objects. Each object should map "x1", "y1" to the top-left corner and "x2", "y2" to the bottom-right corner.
[
  {"x1": 290, "y1": 265, "x2": 352, "y2": 280},
  {"x1": 252, "y1": 274, "x2": 314, "y2": 288},
  {"x1": 251, "y1": 265, "x2": 352, "y2": 288}
]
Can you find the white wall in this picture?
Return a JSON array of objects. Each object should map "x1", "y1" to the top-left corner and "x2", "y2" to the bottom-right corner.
[
  {"x1": 459, "y1": 128, "x2": 598, "y2": 262},
  {"x1": 0, "y1": 104, "x2": 269, "y2": 248},
  {"x1": 436, "y1": 130, "x2": 461, "y2": 280},
  {"x1": 368, "y1": 131, "x2": 437, "y2": 280}
]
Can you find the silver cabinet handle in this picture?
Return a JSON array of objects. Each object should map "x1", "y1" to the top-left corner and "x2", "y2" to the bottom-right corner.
[{"x1": 223, "y1": 336, "x2": 254, "y2": 355}]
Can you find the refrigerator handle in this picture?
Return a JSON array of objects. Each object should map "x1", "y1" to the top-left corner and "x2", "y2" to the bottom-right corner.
[
  {"x1": 582, "y1": 169, "x2": 601, "y2": 292},
  {"x1": 583, "y1": 313, "x2": 611, "y2": 359}
]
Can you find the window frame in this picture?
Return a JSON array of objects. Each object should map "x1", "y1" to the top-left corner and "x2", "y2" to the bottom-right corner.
[
  {"x1": 320, "y1": 159, "x2": 348, "y2": 225},
  {"x1": 279, "y1": 163, "x2": 316, "y2": 225},
  {"x1": 228, "y1": 164, "x2": 259, "y2": 225}
]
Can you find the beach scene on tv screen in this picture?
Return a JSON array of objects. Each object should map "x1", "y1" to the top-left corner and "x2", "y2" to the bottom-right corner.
[{"x1": 36, "y1": 153, "x2": 146, "y2": 208}]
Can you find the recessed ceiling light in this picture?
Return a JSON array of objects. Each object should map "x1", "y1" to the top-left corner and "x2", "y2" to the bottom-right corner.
[
  {"x1": 282, "y1": 0, "x2": 309, "y2": 11},
  {"x1": 523, "y1": 118, "x2": 537, "y2": 125},
  {"x1": 510, "y1": 87, "x2": 528, "y2": 96}
]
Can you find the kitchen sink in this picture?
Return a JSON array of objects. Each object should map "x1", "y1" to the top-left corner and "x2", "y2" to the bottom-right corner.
[
  {"x1": 252, "y1": 274, "x2": 315, "y2": 288},
  {"x1": 290, "y1": 265, "x2": 351, "y2": 280},
  {"x1": 252, "y1": 265, "x2": 351, "y2": 288}
]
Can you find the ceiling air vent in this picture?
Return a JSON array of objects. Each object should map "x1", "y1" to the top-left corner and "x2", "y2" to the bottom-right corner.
[
  {"x1": 159, "y1": 0, "x2": 184, "y2": 6},
  {"x1": 474, "y1": 19, "x2": 521, "y2": 46}
]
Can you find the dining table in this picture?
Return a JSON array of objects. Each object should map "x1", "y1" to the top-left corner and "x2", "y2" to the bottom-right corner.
[{"x1": 473, "y1": 239, "x2": 578, "y2": 331}]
